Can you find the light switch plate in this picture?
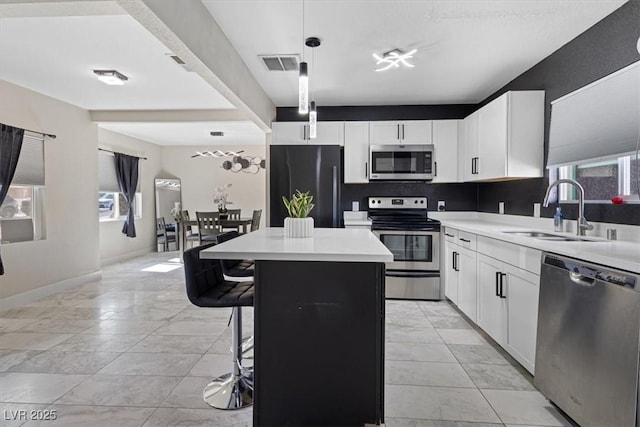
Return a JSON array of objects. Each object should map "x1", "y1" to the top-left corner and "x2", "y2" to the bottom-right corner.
[
  {"x1": 499, "y1": 202, "x2": 505, "y2": 214},
  {"x1": 437, "y1": 201, "x2": 445, "y2": 211},
  {"x1": 352, "y1": 201, "x2": 359, "y2": 211}
]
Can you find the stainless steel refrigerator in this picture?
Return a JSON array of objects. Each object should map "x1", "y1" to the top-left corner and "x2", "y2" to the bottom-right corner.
[{"x1": 269, "y1": 145, "x2": 341, "y2": 228}]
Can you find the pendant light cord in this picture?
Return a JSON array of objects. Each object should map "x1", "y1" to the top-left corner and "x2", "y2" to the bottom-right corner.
[{"x1": 302, "y1": 0, "x2": 305, "y2": 62}]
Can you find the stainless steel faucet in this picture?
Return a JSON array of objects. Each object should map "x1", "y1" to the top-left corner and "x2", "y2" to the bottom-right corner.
[{"x1": 543, "y1": 178, "x2": 593, "y2": 236}]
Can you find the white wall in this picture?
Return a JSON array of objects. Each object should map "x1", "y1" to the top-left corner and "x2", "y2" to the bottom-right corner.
[
  {"x1": 0, "y1": 80, "x2": 100, "y2": 299},
  {"x1": 161, "y1": 145, "x2": 266, "y2": 221},
  {"x1": 98, "y1": 128, "x2": 163, "y2": 264}
]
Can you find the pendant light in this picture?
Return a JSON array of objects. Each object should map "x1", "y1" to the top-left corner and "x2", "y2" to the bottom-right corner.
[
  {"x1": 298, "y1": 0, "x2": 308, "y2": 114},
  {"x1": 306, "y1": 36, "x2": 321, "y2": 138}
]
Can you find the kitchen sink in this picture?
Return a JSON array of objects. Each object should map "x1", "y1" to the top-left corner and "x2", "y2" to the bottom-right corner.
[{"x1": 501, "y1": 230, "x2": 594, "y2": 242}]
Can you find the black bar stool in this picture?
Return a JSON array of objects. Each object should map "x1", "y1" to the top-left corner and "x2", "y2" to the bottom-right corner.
[
  {"x1": 183, "y1": 243, "x2": 254, "y2": 409},
  {"x1": 215, "y1": 231, "x2": 254, "y2": 278}
]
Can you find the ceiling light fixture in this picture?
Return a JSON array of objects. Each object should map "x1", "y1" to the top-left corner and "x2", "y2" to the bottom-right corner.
[
  {"x1": 93, "y1": 69, "x2": 128, "y2": 85},
  {"x1": 305, "y1": 36, "x2": 321, "y2": 139},
  {"x1": 191, "y1": 150, "x2": 244, "y2": 158},
  {"x1": 373, "y1": 49, "x2": 417, "y2": 72}
]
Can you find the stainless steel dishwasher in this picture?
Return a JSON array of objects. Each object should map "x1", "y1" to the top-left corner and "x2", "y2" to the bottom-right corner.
[{"x1": 535, "y1": 253, "x2": 640, "y2": 427}]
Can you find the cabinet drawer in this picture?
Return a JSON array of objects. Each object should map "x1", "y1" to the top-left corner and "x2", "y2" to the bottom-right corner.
[
  {"x1": 457, "y1": 231, "x2": 476, "y2": 251},
  {"x1": 477, "y1": 236, "x2": 542, "y2": 275},
  {"x1": 443, "y1": 227, "x2": 458, "y2": 243}
]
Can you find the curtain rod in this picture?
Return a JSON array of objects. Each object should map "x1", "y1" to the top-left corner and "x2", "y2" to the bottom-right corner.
[
  {"x1": 23, "y1": 127, "x2": 56, "y2": 139},
  {"x1": 99, "y1": 147, "x2": 148, "y2": 160}
]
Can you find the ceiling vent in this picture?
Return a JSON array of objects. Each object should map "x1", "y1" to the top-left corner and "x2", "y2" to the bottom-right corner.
[
  {"x1": 168, "y1": 54, "x2": 194, "y2": 72},
  {"x1": 259, "y1": 55, "x2": 300, "y2": 71}
]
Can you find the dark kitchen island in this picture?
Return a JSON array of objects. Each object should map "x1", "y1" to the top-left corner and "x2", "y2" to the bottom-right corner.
[{"x1": 201, "y1": 228, "x2": 392, "y2": 426}]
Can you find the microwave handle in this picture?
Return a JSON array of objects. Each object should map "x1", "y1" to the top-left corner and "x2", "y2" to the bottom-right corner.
[{"x1": 434, "y1": 161, "x2": 437, "y2": 177}]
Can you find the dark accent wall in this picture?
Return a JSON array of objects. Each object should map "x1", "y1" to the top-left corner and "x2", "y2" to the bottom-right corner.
[
  {"x1": 276, "y1": 104, "x2": 476, "y2": 121},
  {"x1": 476, "y1": 1, "x2": 640, "y2": 225}
]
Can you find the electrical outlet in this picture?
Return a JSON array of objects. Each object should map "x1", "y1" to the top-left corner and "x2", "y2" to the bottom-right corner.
[
  {"x1": 437, "y1": 201, "x2": 445, "y2": 212},
  {"x1": 533, "y1": 203, "x2": 541, "y2": 217},
  {"x1": 499, "y1": 202, "x2": 505, "y2": 214}
]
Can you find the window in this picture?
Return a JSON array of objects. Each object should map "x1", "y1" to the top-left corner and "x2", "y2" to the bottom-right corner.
[
  {"x1": 551, "y1": 154, "x2": 640, "y2": 203},
  {"x1": 0, "y1": 134, "x2": 46, "y2": 244},
  {"x1": 98, "y1": 150, "x2": 142, "y2": 221}
]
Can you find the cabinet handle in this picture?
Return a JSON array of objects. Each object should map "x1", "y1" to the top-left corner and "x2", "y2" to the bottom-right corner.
[
  {"x1": 499, "y1": 273, "x2": 507, "y2": 299},
  {"x1": 474, "y1": 157, "x2": 480, "y2": 174},
  {"x1": 397, "y1": 124, "x2": 400, "y2": 140},
  {"x1": 495, "y1": 272, "x2": 501, "y2": 297},
  {"x1": 471, "y1": 157, "x2": 475, "y2": 174},
  {"x1": 434, "y1": 161, "x2": 438, "y2": 177},
  {"x1": 454, "y1": 252, "x2": 459, "y2": 272},
  {"x1": 303, "y1": 125, "x2": 307, "y2": 141},
  {"x1": 365, "y1": 162, "x2": 368, "y2": 178},
  {"x1": 459, "y1": 238, "x2": 471, "y2": 243},
  {"x1": 402, "y1": 124, "x2": 405, "y2": 140},
  {"x1": 445, "y1": 233, "x2": 454, "y2": 238}
]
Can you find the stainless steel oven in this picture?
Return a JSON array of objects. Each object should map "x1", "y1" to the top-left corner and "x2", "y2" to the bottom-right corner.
[
  {"x1": 369, "y1": 197, "x2": 442, "y2": 300},
  {"x1": 369, "y1": 144, "x2": 434, "y2": 181}
]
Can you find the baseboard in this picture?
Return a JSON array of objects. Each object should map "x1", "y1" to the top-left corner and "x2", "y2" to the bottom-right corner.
[
  {"x1": 0, "y1": 270, "x2": 102, "y2": 310},
  {"x1": 100, "y1": 246, "x2": 155, "y2": 266}
]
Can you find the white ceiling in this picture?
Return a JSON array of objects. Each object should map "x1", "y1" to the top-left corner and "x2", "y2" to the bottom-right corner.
[
  {"x1": 0, "y1": 1, "x2": 628, "y2": 146},
  {"x1": 202, "y1": 0, "x2": 627, "y2": 106}
]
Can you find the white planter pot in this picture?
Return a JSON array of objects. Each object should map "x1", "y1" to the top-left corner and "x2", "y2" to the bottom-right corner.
[{"x1": 284, "y1": 217, "x2": 314, "y2": 238}]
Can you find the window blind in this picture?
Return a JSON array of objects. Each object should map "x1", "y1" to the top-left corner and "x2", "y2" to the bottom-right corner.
[
  {"x1": 98, "y1": 150, "x2": 141, "y2": 192},
  {"x1": 547, "y1": 60, "x2": 640, "y2": 168},
  {"x1": 12, "y1": 135, "x2": 44, "y2": 185}
]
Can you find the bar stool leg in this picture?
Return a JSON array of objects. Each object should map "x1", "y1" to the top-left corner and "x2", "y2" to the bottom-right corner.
[{"x1": 203, "y1": 307, "x2": 253, "y2": 409}]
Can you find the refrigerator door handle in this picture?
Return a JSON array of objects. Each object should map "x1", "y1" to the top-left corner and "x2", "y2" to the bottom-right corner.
[{"x1": 332, "y1": 166, "x2": 338, "y2": 227}]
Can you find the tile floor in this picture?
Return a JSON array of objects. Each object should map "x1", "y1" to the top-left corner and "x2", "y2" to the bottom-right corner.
[{"x1": 0, "y1": 252, "x2": 573, "y2": 427}]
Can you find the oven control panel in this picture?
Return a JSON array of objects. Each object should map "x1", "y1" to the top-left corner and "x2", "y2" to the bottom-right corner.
[{"x1": 369, "y1": 197, "x2": 427, "y2": 209}]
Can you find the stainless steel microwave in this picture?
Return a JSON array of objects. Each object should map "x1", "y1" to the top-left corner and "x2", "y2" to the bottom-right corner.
[{"x1": 369, "y1": 144, "x2": 434, "y2": 181}]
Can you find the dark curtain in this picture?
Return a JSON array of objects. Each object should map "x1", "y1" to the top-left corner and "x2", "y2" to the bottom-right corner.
[
  {"x1": 114, "y1": 152, "x2": 139, "y2": 238},
  {"x1": 0, "y1": 124, "x2": 25, "y2": 275}
]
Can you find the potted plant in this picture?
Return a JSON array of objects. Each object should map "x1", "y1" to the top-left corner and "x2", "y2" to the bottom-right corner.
[
  {"x1": 213, "y1": 184, "x2": 232, "y2": 218},
  {"x1": 282, "y1": 190, "x2": 315, "y2": 238}
]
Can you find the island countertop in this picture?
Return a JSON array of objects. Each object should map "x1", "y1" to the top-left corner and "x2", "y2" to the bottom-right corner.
[{"x1": 199, "y1": 227, "x2": 393, "y2": 263}]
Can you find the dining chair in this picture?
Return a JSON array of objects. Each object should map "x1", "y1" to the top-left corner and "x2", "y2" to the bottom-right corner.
[
  {"x1": 250, "y1": 209, "x2": 262, "y2": 232},
  {"x1": 196, "y1": 211, "x2": 222, "y2": 246},
  {"x1": 177, "y1": 210, "x2": 200, "y2": 249},
  {"x1": 226, "y1": 209, "x2": 241, "y2": 220},
  {"x1": 156, "y1": 217, "x2": 177, "y2": 251}
]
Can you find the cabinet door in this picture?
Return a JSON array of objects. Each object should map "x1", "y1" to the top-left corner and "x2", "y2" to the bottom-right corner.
[
  {"x1": 400, "y1": 121, "x2": 432, "y2": 145},
  {"x1": 444, "y1": 242, "x2": 458, "y2": 304},
  {"x1": 477, "y1": 93, "x2": 508, "y2": 180},
  {"x1": 344, "y1": 122, "x2": 369, "y2": 184},
  {"x1": 272, "y1": 122, "x2": 307, "y2": 145},
  {"x1": 431, "y1": 120, "x2": 459, "y2": 183},
  {"x1": 456, "y1": 247, "x2": 477, "y2": 322},
  {"x1": 313, "y1": 122, "x2": 345, "y2": 146},
  {"x1": 462, "y1": 112, "x2": 479, "y2": 181},
  {"x1": 503, "y1": 264, "x2": 539, "y2": 374},
  {"x1": 369, "y1": 122, "x2": 400, "y2": 144},
  {"x1": 477, "y1": 254, "x2": 506, "y2": 345}
]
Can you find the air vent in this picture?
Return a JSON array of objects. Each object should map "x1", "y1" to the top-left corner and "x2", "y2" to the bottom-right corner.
[
  {"x1": 168, "y1": 54, "x2": 193, "y2": 72},
  {"x1": 259, "y1": 55, "x2": 300, "y2": 71}
]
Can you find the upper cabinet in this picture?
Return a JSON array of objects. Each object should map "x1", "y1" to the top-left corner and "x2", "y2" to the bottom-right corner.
[
  {"x1": 369, "y1": 121, "x2": 432, "y2": 145},
  {"x1": 344, "y1": 122, "x2": 370, "y2": 184},
  {"x1": 272, "y1": 122, "x2": 345, "y2": 146},
  {"x1": 462, "y1": 91, "x2": 544, "y2": 182},
  {"x1": 431, "y1": 120, "x2": 461, "y2": 183}
]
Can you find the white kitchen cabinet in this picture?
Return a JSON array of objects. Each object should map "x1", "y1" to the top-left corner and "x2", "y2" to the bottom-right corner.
[
  {"x1": 272, "y1": 122, "x2": 344, "y2": 146},
  {"x1": 477, "y1": 254, "x2": 507, "y2": 344},
  {"x1": 475, "y1": 237, "x2": 541, "y2": 374},
  {"x1": 443, "y1": 235, "x2": 459, "y2": 304},
  {"x1": 344, "y1": 122, "x2": 369, "y2": 184},
  {"x1": 431, "y1": 120, "x2": 460, "y2": 183},
  {"x1": 456, "y1": 246, "x2": 477, "y2": 322},
  {"x1": 462, "y1": 91, "x2": 544, "y2": 181},
  {"x1": 369, "y1": 121, "x2": 432, "y2": 145},
  {"x1": 462, "y1": 111, "x2": 479, "y2": 181}
]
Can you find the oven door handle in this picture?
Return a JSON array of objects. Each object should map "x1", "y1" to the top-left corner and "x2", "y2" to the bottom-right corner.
[{"x1": 386, "y1": 271, "x2": 440, "y2": 278}]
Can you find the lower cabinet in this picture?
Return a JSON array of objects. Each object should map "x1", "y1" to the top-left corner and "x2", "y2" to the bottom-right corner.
[{"x1": 443, "y1": 228, "x2": 541, "y2": 374}]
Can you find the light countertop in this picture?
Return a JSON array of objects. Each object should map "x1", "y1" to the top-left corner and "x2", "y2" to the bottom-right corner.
[
  {"x1": 440, "y1": 219, "x2": 640, "y2": 273},
  {"x1": 200, "y1": 227, "x2": 393, "y2": 263}
]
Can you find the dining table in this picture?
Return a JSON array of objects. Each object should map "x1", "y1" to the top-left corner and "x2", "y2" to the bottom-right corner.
[{"x1": 176, "y1": 217, "x2": 253, "y2": 257}]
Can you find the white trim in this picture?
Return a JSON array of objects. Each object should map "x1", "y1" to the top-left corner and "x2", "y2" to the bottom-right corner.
[
  {"x1": 0, "y1": 271, "x2": 102, "y2": 311},
  {"x1": 100, "y1": 246, "x2": 155, "y2": 266}
]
